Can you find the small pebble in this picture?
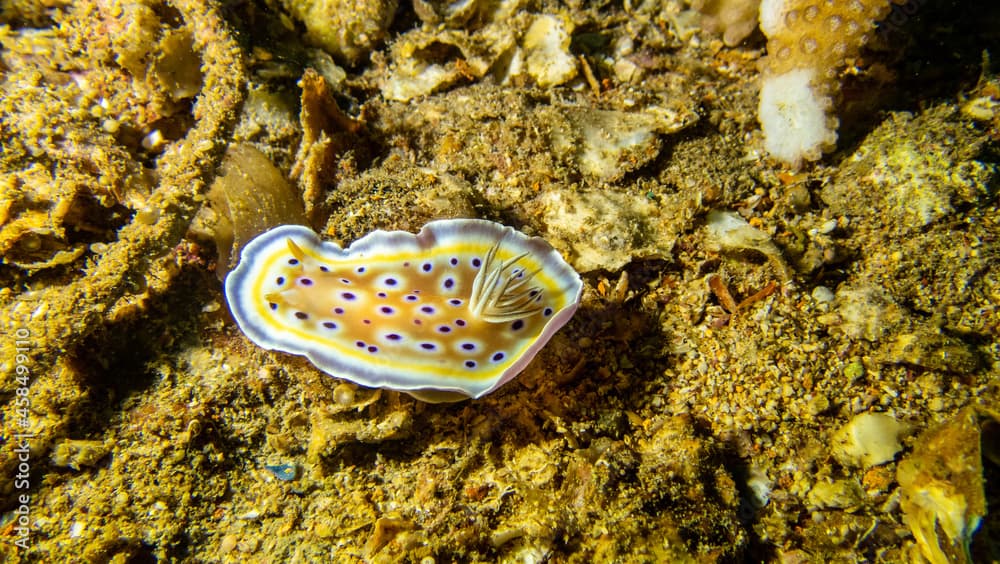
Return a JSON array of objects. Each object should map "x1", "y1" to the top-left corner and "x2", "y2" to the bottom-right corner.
[
  {"x1": 811, "y1": 286, "x2": 835, "y2": 303},
  {"x1": 333, "y1": 383, "x2": 356, "y2": 405},
  {"x1": 135, "y1": 206, "x2": 160, "y2": 225},
  {"x1": 142, "y1": 129, "x2": 166, "y2": 151},
  {"x1": 219, "y1": 534, "x2": 238, "y2": 554},
  {"x1": 843, "y1": 361, "x2": 865, "y2": 382},
  {"x1": 818, "y1": 219, "x2": 838, "y2": 234}
]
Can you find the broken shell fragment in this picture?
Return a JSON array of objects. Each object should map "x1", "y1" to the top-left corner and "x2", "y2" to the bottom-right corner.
[{"x1": 831, "y1": 412, "x2": 909, "y2": 469}]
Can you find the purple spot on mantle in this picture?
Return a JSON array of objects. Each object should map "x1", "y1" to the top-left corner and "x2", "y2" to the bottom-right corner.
[
  {"x1": 294, "y1": 311, "x2": 308, "y2": 320},
  {"x1": 380, "y1": 306, "x2": 395, "y2": 315},
  {"x1": 334, "y1": 307, "x2": 345, "y2": 315},
  {"x1": 437, "y1": 325, "x2": 451, "y2": 333},
  {"x1": 461, "y1": 343, "x2": 475, "y2": 351},
  {"x1": 386, "y1": 333, "x2": 402, "y2": 341},
  {"x1": 543, "y1": 307, "x2": 553, "y2": 317},
  {"x1": 420, "y1": 343, "x2": 436, "y2": 350},
  {"x1": 465, "y1": 360, "x2": 476, "y2": 368},
  {"x1": 472, "y1": 258, "x2": 481, "y2": 268},
  {"x1": 444, "y1": 278, "x2": 455, "y2": 289},
  {"x1": 323, "y1": 321, "x2": 337, "y2": 329},
  {"x1": 455, "y1": 319, "x2": 466, "y2": 327},
  {"x1": 341, "y1": 292, "x2": 356, "y2": 300},
  {"x1": 300, "y1": 278, "x2": 313, "y2": 286},
  {"x1": 492, "y1": 352, "x2": 505, "y2": 362},
  {"x1": 511, "y1": 319, "x2": 524, "y2": 331}
]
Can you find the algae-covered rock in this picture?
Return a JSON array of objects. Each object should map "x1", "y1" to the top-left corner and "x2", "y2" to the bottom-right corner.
[
  {"x1": 540, "y1": 189, "x2": 671, "y2": 272},
  {"x1": 821, "y1": 107, "x2": 994, "y2": 234},
  {"x1": 545, "y1": 105, "x2": 697, "y2": 181},
  {"x1": 882, "y1": 329, "x2": 982, "y2": 374}
]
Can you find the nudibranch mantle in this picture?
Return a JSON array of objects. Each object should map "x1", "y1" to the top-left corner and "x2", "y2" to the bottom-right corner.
[{"x1": 224, "y1": 219, "x2": 583, "y2": 400}]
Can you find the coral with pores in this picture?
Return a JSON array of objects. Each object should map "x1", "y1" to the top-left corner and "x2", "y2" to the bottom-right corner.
[{"x1": 757, "y1": 0, "x2": 899, "y2": 166}]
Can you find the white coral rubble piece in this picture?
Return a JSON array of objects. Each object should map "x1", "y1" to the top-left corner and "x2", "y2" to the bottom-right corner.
[
  {"x1": 832, "y1": 412, "x2": 909, "y2": 468},
  {"x1": 522, "y1": 14, "x2": 578, "y2": 88}
]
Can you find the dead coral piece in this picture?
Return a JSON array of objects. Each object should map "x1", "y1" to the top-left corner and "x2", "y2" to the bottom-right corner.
[
  {"x1": 290, "y1": 68, "x2": 366, "y2": 223},
  {"x1": 521, "y1": 14, "x2": 577, "y2": 88},
  {"x1": 897, "y1": 408, "x2": 988, "y2": 564},
  {"x1": 281, "y1": 0, "x2": 397, "y2": 66},
  {"x1": 827, "y1": 285, "x2": 910, "y2": 343},
  {"x1": 544, "y1": 105, "x2": 698, "y2": 181},
  {"x1": 94, "y1": 0, "x2": 206, "y2": 126},
  {"x1": 413, "y1": 0, "x2": 482, "y2": 27},
  {"x1": 364, "y1": 516, "x2": 416, "y2": 557},
  {"x1": 381, "y1": 10, "x2": 588, "y2": 102},
  {"x1": 306, "y1": 397, "x2": 413, "y2": 464},
  {"x1": 705, "y1": 209, "x2": 792, "y2": 281},
  {"x1": 540, "y1": 189, "x2": 671, "y2": 273},
  {"x1": 380, "y1": 26, "x2": 516, "y2": 102},
  {"x1": 110, "y1": 0, "x2": 203, "y2": 108},
  {"x1": 882, "y1": 329, "x2": 981, "y2": 374}
]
